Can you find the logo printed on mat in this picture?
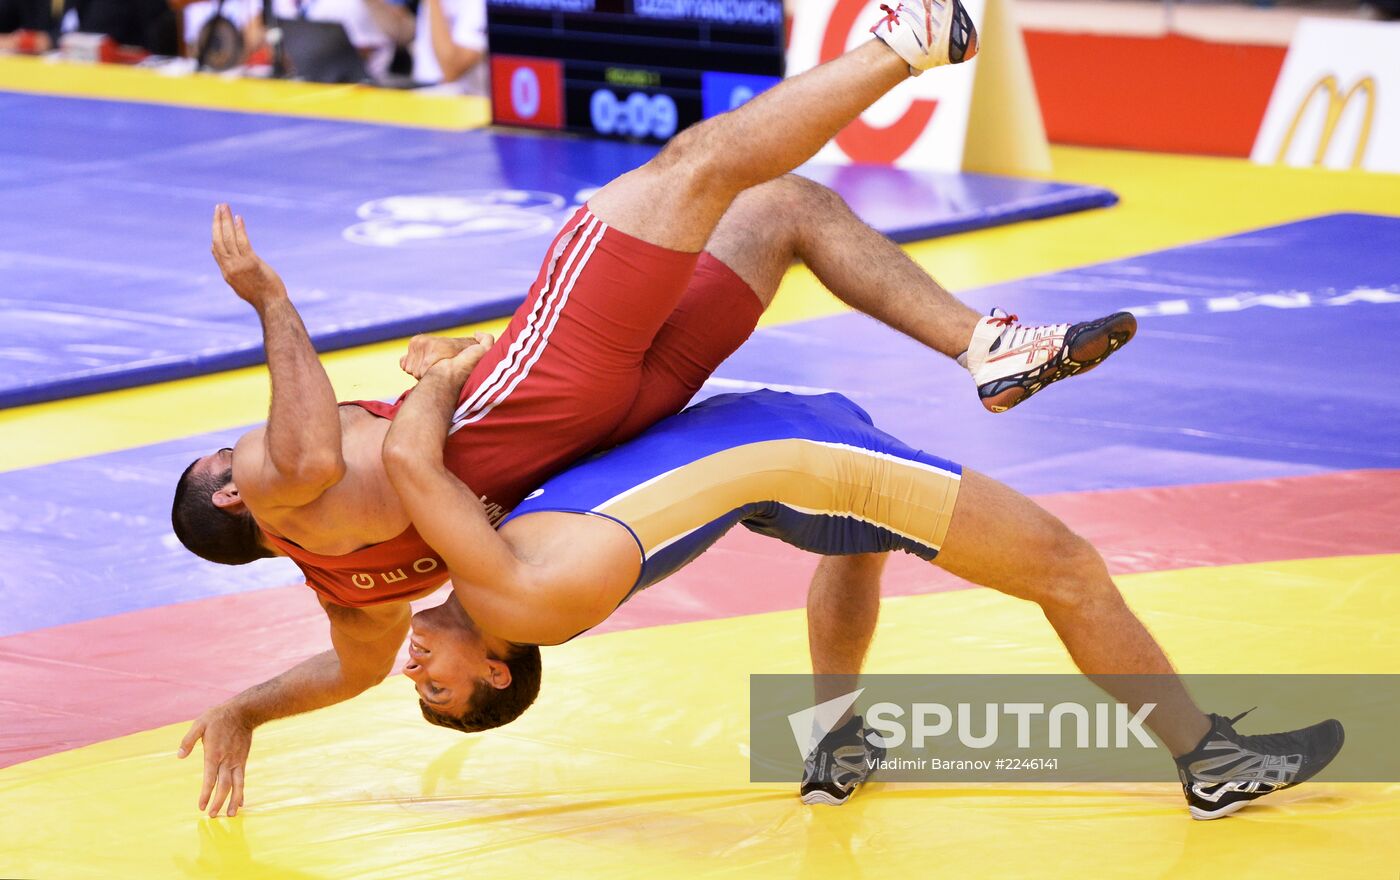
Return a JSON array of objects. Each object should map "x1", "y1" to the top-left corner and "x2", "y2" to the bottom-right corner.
[
  {"x1": 1125, "y1": 286, "x2": 1400, "y2": 318},
  {"x1": 343, "y1": 190, "x2": 573, "y2": 248}
]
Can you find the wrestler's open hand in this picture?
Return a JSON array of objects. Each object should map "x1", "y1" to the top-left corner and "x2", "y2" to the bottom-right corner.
[
  {"x1": 211, "y1": 204, "x2": 286, "y2": 309},
  {"x1": 401, "y1": 332, "x2": 495, "y2": 380},
  {"x1": 177, "y1": 703, "x2": 254, "y2": 818}
]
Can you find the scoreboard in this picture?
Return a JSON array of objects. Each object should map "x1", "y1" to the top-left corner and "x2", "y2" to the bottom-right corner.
[{"x1": 487, "y1": 0, "x2": 786, "y2": 143}]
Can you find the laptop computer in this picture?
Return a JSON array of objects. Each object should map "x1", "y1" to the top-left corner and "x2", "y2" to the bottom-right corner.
[{"x1": 276, "y1": 17, "x2": 369, "y2": 84}]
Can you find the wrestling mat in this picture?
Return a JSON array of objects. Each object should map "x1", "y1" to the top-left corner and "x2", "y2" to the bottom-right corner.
[
  {"x1": 1, "y1": 68, "x2": 1398, "y2": 879},
  {"x1": 0, "y1": 90, "x2": 1113, "y2": 409}
]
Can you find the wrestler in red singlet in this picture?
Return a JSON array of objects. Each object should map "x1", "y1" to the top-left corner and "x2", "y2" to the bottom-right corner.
[{"x1": 262, "y1": 206, "x2": 764, "y2": 607}]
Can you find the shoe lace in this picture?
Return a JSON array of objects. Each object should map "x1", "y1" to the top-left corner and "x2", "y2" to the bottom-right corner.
[
  {"x1": 872, "y1": 4, "x2": 901, "y2": 33},
  {"x1": 989, "y1": 312, "x2": 1018, "y2": 328},
  {"x1": 1227, "y1": 707, "x2": 1256, "y2": 726},
  {"x1": 1219, "y1": 708, "x2": 1310, "y2": 756}
]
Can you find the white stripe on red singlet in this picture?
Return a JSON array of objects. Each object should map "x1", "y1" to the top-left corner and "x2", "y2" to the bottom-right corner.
[
  {"x1": 450, "y1": 212, "x2": 593, "y2": 425},
  {"x1": 454, "y1": 216, "x2": 608, "y2": 429},
  {"x1": 449, "y1": 212, "x2": 605, "y2": 431}
]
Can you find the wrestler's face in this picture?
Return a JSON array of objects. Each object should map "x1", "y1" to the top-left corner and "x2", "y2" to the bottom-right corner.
[
  {"x1": 192, "y1": 448, "x2": 241, "y2": 510},
  {"x1": 192, "y1": 447, "x2": 233, "y2": 480},
  {"x1": 403, "y1": 595, "x2": 508, "y2": 716}
]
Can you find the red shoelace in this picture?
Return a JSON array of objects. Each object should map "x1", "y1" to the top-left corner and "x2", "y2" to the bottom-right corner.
[{"x1": 871, "y1": 4, "x2": 901, "y2": 33}]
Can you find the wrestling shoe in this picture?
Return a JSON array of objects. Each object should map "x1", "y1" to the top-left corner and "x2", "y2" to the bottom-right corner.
[
  {"x1": 870, "y1": 0, "x2": 979, "y2": 75},
  {"x1": 1175, "y1": 709, "x2": 1345, "y2": 820},
  {"x1": 960, "y1": 308, "x2": 1138, "y2": 413},
  {"x1": 800, "y1": 715, "x2": 886, "y2": 806}
]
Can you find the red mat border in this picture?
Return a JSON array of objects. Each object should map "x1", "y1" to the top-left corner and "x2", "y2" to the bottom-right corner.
[{"x1": 3, "y1": 469, "x2": 1396, "y2": 768}]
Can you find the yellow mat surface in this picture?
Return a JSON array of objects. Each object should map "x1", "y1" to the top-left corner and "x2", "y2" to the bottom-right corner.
[
  {"x1": 3, "y1": 555, "x2": 1395, "y2": 878},
  {"x1": 0, "y1": 56, "x2": 490, "y2": 129}
]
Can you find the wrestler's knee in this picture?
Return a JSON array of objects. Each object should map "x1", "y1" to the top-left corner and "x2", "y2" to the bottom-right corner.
[
  {"x1": 1033, "y1": 524, "x2": 1118, "y2": 613},
  {"x1": 711, "y1": 175, "x2": 822, "y2": 255},
  {"x1": 739, "y1": 174, "x2": 842, "y2": 219},
  {"x1": 648, "y1": 123, "x2": 723, "y2": 191},
  {"x1": 778, "y1": 173, "x2": 848, "y2": 210}
]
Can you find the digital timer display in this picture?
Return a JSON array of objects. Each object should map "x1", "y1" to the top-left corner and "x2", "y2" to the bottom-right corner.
[{"x1": 487, "y1": 0, "x2": 786, "y2": 143}]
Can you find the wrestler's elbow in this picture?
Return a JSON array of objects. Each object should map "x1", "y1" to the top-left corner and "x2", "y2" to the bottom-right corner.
[
  {"x1": 286, "y1": 452, "x2": 346, "y2": 493},
  {"x1": 381, "y1": 433, "x2": 437, "y2": 487},
  {"x1": 338, "y1": 663, "x2": 391, "y2": 699},
  {"x1": 340, "y1": 640, "x2": 403, "y2": 694},
  {"x1": 360, "y1": 657, "x2": 397, "y2": 688}
]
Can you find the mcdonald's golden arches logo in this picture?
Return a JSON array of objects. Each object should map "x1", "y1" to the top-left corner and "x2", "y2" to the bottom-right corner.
[{"x1": 1276, "y1": 74, "x2": 1377, "y2": 169}]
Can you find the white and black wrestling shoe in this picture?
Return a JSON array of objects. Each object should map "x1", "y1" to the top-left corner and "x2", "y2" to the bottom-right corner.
[
  {"x1": 1175, "y1": 709, "x2": 1345, "y2": 820},
  {"x1": 800, "y1": 715, "x2": 886, "y2": 806},
  {"x1": 960, "y1": 308, "x2": 1138, "y2": 413},
  {"x1": 870, "y1": 0, "x2": 979, "y2": 74}
]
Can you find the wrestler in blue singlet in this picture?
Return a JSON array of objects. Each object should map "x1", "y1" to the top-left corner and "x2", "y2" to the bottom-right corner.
[{"x1": 503, "y1": 390, "x2": 964, "y2": 609}]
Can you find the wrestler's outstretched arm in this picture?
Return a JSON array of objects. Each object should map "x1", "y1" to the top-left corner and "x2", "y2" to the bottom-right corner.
[
  {"x1": 210, "y1": 204, "x2": 345, "y2": 508},
  {"x1": 177, "y1": 599, "x2": 408, "y2": 817}
]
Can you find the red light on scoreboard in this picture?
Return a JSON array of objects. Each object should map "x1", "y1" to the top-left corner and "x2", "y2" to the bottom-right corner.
[{"x1": 491, "y1": 55, "x2": 565, "y2": 130}]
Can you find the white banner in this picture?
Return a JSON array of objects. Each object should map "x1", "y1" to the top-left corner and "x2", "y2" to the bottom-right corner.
[
  {"x1": 1252, "y1": 18, "x2": 1400, "y2": 174},
  {"x1": 786, "y1": 0, "x2": 984, "y2": 171}
]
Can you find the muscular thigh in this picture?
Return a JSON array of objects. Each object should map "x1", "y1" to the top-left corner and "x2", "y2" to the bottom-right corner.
[
  {"x1": 440, "y1": 207, "x2": 701, "y2": 504},
  {"x1": 698, "y1": 180, "x2": 807, "y2": 306},
  {"x1": 932, "y1": 470, "x2": 1086, "y2": 602},
  {"x1": 588, "y1": 159, "x2": 731, "y2": 254},
  {"x1": 456, "y1": 208, "x2": 697, "y2": 413},
  {"x1": 596, "y1": 181, "x2": 807, "y2": 447},
  {"x1": 599, "y1": 252, "x2": 763, "y2": 447}
]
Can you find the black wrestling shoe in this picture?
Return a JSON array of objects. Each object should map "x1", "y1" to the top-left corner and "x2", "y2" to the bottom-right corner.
[
  {"x1": 1175, "y1": 709, "x2": 1345, "y2": 820},
  {"x1": 799, "y1": 715, "x2": 885, "y2": 806},
  {"x1": 962, "y1": 308, "x2": 1138, "y2": 413}
]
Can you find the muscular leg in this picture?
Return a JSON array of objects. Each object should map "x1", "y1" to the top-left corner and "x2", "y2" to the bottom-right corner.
[
  {"x1": 809, "y1": 554, "x2": 885, "y2": 720},
  {"x1": 935, "y1": 470, "x2": 1211, "y2": 755},
  {"x1": 706, "y1": 176, "x2": 981, "y2": 357},
  {"x1": 590, "y1": 41, "x2": 911, "y2": 253},
  {"x1": 605, "y1": 176, "x2": 984, "y2": 443}
]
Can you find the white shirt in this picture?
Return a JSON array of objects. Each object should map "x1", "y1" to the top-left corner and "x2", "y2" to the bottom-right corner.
[{"x1": 411, "y1": 0, "x2": 488, "y2": 96}]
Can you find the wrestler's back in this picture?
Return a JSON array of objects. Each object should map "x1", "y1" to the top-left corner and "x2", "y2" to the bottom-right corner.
[{"x1": 241, "y1": 405, "x2": 411, "y2": 556}]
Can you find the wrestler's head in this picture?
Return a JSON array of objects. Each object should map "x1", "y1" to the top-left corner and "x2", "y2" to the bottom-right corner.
[
  {"x1": 171, "y1": 446, "x2": 274, "y2": 566},
  {"x1": 405, "y1": 594, "x2": 542, "y2": 733}
]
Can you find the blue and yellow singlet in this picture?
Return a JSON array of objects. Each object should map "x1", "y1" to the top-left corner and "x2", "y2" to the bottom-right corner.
[{"x1": 504, "y1": 390, "x2": 964, "y2": 606}]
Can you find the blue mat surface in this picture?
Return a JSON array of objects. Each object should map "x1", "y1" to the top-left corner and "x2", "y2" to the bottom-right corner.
[
  {"x1": 0, "y1": 91, "x2": 1115, "y2": 409},
  {"x1": 2, "y1": 212, "x2": 1397, "y2": 636},
  {"x1": 715, "y1": 212, "x2": 1400, "y2": 491}
]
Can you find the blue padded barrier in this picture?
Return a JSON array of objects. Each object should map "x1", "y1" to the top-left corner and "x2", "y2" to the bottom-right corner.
[
  {"x1": 0, "y1": 91, "x2": 1115, "y2": 408},
  {"x1": 712, "y1": 213, "x2": 1400, "y2": 493}
]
